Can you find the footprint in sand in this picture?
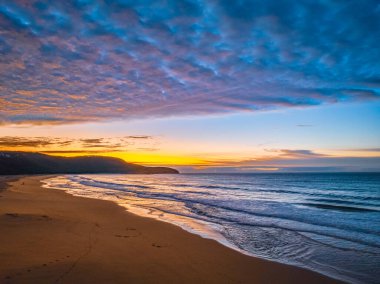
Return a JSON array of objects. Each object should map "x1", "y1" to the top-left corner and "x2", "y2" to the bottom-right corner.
[
  {"x1": 4, "y1": 257, "x2": 71, "y2": 281},
  {"x1": 152, "y1": 243, "x2": 170, "y2": 248},
  {"x1": 115, "y1": 228, "x2": 140, "y2": 238},
  {"x1": 38, "y1": 215, "x2": 51, "y2": 221},
  {"x1": 4, "y1": 213, "x2": 51, "y2": 222},
  {"x1": 125, "y1": 227, "x2": 137, "y2": 231},
  {"x1": 5, "y1": 213, "x2": 19, "y2": 217},
  {"x1": 115, "y1": 234, "x2": 132, "y2": 238}
]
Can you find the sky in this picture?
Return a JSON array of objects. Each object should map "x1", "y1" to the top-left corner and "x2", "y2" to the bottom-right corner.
[{"x1": 0, "y1": 0, "x2": 379, "y2": 172}]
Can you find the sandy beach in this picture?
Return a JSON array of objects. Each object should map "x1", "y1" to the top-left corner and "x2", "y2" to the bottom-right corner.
[{"x1": 0, "y1": 176, "x2": 342, "y2": 284}]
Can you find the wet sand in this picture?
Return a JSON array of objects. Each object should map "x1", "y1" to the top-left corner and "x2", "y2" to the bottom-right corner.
[{"x1": 0, "y1": 176, "x2": 343, "y2": 283}]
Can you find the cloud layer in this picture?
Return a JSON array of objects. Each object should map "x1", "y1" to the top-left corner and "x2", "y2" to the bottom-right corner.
[
  {"x1": 181, "y1": 149, "x2": 380, "y2": 172},
  {"x1": 0, "y1": 135, "x2": 156, "y2": 152},
  {"x1": 1, "y1": 0, "x2": 379, "y2": 124}
]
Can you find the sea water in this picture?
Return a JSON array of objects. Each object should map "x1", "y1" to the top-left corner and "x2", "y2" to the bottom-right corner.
[{"x1": 43, "y1": 173, "x2": 380, "y2": 284}]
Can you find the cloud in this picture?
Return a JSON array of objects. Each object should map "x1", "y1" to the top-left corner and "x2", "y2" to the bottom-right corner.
[
  {"x1": 0, "y1": 1, "x2": 379, "y2": 124},
  {"x1": 124, "y1": 136, "x2": 152, "y2": 139},
  {"x1": 342, "y1": 148, "x2": 380, "y2": 152},
  {"x1": 264, "y1": 149, "x2": 326, "y2": 158},
  {"x1": 0, "y1": 135, "x2": 156, "y2": 151},
  {"x1": 179, "y1": 155, "x2": 380, "y2": 173},
  {"x1": 41, "y1": 150, "x2": 119, "y2": 154},
  {"x1": 177, "y1": 148, "x2": 380, "y2": 172},
  {"x1": 179, "y1": 165, "x2": 350, "y2": 173},
  {"x1": 0, "y1": 136, "x2": 73, "y2": 147}
]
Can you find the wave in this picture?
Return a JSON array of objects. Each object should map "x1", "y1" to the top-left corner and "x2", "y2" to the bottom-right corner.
[
  {"x1": 299, "y1": 203, "x2": 379, "y2": 213},
  {"x1": 306, "y1": 198, "x2": 379, "y2": 208},
  {"x1": 65, "y1": 175, "x2": 380, "y2": 239},
  {"x1": 71, "y1": 176, "x2": 152, "y2": 189}
]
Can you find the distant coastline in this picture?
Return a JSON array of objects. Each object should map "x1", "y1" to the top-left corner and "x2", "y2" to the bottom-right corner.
[{"x1": 0, "y1": 151, "x2": 179, "y2": 175}]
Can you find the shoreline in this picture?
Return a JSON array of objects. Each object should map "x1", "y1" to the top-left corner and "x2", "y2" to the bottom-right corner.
[
  {"x1": 42, "y1": 176, "x2": 244, "y2": 258},
  {"x1": 0, "y1": 176, "x2": 343, "y2": 283}
]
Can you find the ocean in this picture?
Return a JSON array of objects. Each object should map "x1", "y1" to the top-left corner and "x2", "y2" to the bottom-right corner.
[{"x1": 43, "y1": 173, "x2": 380, "y2": 284}]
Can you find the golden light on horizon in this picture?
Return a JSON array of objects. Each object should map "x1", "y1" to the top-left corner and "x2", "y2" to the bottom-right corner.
[{"x1": 46, "y1": 151, "x2": 212, "y2": 166}]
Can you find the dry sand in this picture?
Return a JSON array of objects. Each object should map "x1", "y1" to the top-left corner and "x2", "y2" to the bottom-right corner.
[{"x1": 0, "y1": 176, "x2": 343, "y2": 283}]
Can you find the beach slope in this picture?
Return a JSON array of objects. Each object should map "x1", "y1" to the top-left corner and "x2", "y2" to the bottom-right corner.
[{"x1": 0, "y1": 176, "x2": 342, "y2": 283}]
